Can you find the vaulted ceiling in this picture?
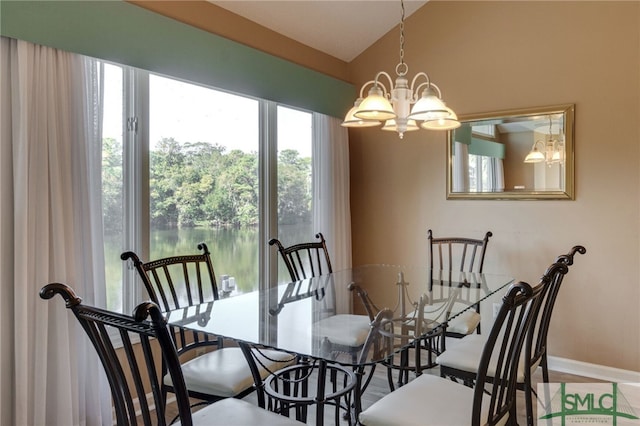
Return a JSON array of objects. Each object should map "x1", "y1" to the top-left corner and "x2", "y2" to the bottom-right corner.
[{"x1": 209, "y1": 1, "x2": 428, "y2": 62}]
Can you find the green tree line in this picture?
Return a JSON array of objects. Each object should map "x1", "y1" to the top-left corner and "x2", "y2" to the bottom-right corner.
[{"x1": 102, "y1": 137, "x2": 312, "y2": 233}]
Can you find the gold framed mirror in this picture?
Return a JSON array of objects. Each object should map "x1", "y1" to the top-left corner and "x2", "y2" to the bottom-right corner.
[{"x1": 447, "y1": 104, "x2": 575, "y2": 200}]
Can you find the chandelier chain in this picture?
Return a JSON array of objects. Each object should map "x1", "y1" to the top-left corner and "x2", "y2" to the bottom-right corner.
[{"x1": 397, "y1": 0, "x2": 407, "y2": 76}]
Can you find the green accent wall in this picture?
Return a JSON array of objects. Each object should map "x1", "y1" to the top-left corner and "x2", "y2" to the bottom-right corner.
[{"x1": 0, "y1": 0, "x2": 355, "y2": 118}]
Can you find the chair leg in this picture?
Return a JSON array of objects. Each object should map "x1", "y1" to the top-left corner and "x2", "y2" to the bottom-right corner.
[
  {"x1": 401, "y1": 349, "x2": 411, "y2": 387},
  {"x1": 511, "y1": 402, "x2": 519, "y2": 426},
  {"x1": 423, "y1": 341, "x2": 431, "y2": 370},
  {"x1": 314, "y1": 361, "x2": 327, "y2": 426},
  {"x1": 340, "y1": 372, "x2": 352, "y2": 424},
  {"x1": 386, "y1": 359, "x2": 396, "y2": 392},
  {"x1": 422, "y1": 335, "x2": 439, "y2": 370},
  {"x1": 300, "y1": 367, "x2": 309, "y2": 422},
  {"x1": 414, "y1": 340, "x2": 423, "y2": 377},
  {"x1": 161, "y1": 385, "x2": 168, "y2": 414},
  {"x1": 525, "y1": 379, "x2": 534, "y2": 426},
  {"x1": 541, "y1": 353, "x2": 550, "y2": 383},
  {"x1": 352, "y1": 365, "x2": 365, "y2": 425}
]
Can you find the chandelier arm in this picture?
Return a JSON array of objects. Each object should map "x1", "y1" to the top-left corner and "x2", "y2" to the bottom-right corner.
[
  {"x1": 427, "y1": 82, "x2": 443, "y2": 99},
  {"x1": 409, "y1": 72, "x2": 431, "y2": 95},
  {"x1": 373, "y1": 71, "x2": 395, "y2": 97},
  {"x1": 358, "y1": 80, "x2": 381, "y2": 98}
]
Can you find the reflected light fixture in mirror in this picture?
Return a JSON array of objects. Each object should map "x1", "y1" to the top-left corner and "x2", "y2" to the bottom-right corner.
[
  {"x1": 524, "y1": 115, "x2": 564, "y2": 166},
  {"x1": 341, "y1": 0, "x2": 459, "y2": 138}
]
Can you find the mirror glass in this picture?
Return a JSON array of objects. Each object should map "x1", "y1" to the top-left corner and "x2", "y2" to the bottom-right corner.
[{"x1": 447, "y1": 104, "x2": 574, "y2": 200}]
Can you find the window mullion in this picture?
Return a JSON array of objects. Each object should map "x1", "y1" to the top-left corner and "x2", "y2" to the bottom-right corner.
[
  {"x1": 122, "y1": 68, "x2": 149, "y2": 314},
  {"x1": 259, "y1": 100, "x2": 278, "y2": 343},
  {"x1": 259, "y1": 100, "x2": 278, "y2": 291}
]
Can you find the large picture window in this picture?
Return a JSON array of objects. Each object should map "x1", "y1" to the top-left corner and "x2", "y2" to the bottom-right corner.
[{"x1": 102, "y1": 63, "x2": 313, "y2": 313}]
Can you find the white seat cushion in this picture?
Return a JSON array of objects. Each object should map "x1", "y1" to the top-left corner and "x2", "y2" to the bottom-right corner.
[
  {"x1": 175, "y1": 397, "x2": 302, "y2": 425},
  {"x1": 411, "y1": 303, "x2": 481, "y2": 336},
  {"x1": 359, "y1": 374, "x2": 498, "y2": 426},
  {"x1": 313, "y1": 314, "x2": 371, "y2": 347},
  {"x1": 436, "y1": 334, "x2": 486, "y2": 374},
  {"x1": 446, "y1": 309, "x2": 481, "y2": 335},
  {"x1": 436, "y1": 334, "x2": 539, "y2": 383},
  {"x1": 165, "y1": 347, "x2": 296, "y2": 397}
]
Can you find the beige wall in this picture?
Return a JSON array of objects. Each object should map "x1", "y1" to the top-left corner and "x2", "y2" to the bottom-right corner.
[{"x1": 348, "y1": 1, "x2": 640, "y2": 372}]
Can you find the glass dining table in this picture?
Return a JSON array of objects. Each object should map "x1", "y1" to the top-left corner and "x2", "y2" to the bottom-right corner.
[{"x1": 164, "y1": 264, "x2": 515, "y2": 425}]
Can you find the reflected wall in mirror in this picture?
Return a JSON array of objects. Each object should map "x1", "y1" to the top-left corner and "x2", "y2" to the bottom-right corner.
[{"x1": 447, "y1": 104, "x2": 575, "y2": 200}]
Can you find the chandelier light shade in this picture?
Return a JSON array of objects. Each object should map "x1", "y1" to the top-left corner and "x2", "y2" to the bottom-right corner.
[
  {"x1": 421, "y1": 105, "x2": 460, "y2": 130},
  {"x1": 355, "y1": 86, "x2": 396, "y2": 121},
  {"x1": 342, "y1": 98, "x2": 382, "y2": 127},
  {"x1": 407, "y1": 85, "x2": 449, "y2": 121},
  {"x1": 341, "y1": 0, "x2": 459, "y2": 138}
]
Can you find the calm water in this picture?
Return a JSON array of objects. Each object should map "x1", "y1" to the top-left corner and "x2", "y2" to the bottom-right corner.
[{"x1": 105, "y1": 224, "x2": 312, "y2": 311}]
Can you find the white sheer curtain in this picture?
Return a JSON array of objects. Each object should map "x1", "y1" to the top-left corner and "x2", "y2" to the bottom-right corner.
[
  {"x1": 312, "y1": 114, "x2": 352, "y2": 311},
  {"x1": 0, "y1": 37, "x2": 111, "y2": 426},
  {"x1": 311, "y1": 113, "x2": 352, "y2": 270}
]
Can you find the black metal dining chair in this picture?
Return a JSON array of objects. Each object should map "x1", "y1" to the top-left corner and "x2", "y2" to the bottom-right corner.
[
  {"x1": 427, "y1": 228, "x2": 493, "y2": 338},
  {"x1": 421, "y1": 229, "x2": 494, "y2": 365},
  {"x1": 269, "y1": 233, "x2": 372, "y2": 363},
  {"x1": 39, "y1": 283, "x2": 302, "y2": 426},
  {"x1": 385, "y1": 229, "x2": 493, "y2": 388},
  {"x1": 437, "y1": 245, "x2": 585, "y2": 425},
  {"x1": 269, "y1": 233, "x2": 333, "y2": 281},
  {"x1": 121, "y1": 243, "x2": 294, "y2": 408},
  {"x1": 359, "y1": 280, "x2": 543, "y2": 426}
]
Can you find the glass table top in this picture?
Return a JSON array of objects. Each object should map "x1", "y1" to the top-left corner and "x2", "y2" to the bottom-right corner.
[{"x1": 165, "y1": 264, "x2": 514, "y2": 366}]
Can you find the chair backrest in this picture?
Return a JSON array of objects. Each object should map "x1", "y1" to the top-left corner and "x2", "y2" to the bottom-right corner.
[
  {"x1": 39, "y1": 283, "x2": 194, "y2": 426},
  {"x1": 428, "y1": 229, "x2": 492, "y2": 335},
  {"x1": 121, "y1": 242, "x2": 219, "y2": 310},
  {"x1": 527, "y1": 246, "x2": 586, "y2": 373},
  {"x1": 525, "y1": 261, "x2": 569, "y2": 370},
  {"x1": 472, "y1": 281, "x2": 543, "y2": 426},
  {"x1": 121, "y1": 243, "x2": 220, "y2": 356},
  {"x1": 269, "y1": 232, "x2": 333, "y2": 282},
  {"x1": 555, "y1": 245, "x2": 587, "y2": 267},
  {"x1": 428, "y1": 229, "x2": 493, "y2": 273}
]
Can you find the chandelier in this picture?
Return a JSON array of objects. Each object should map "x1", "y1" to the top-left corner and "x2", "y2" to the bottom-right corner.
[
  {"x1": 523, "y1": 115, "x2": 564, "y2": 166},
  {"x1": 341, "y1": 0, "x2": 459, "y2": 139}
]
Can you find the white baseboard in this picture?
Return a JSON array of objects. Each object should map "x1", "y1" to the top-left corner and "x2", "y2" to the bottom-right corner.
[{"x1": 547, "y1": 356, "x2": 640, "y2": 383}]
